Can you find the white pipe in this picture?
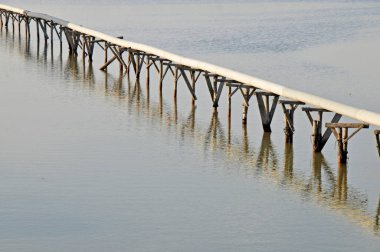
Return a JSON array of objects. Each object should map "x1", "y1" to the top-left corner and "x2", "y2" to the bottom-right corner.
[{"x1": 1, "y1": 4, "x2": 379, "y2": 127}]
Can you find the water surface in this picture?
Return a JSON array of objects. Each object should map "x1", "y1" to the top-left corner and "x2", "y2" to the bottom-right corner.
[{"x1": 0, "y1": 1, "x2": 380, "y2": 251}]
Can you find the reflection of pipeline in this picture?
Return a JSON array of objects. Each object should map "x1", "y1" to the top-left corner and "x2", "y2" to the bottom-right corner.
[
  {"x1": 1, "y1": 33, "x2": 379, "y2": 236},
  {"x1": 376, "y1": 196, "x2": 380, "y2": 231}
]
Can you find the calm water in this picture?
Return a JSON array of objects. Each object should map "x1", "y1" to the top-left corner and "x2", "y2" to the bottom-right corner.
[{"x1": 1, "y1": 1, "x2": 380, "y2": 251}]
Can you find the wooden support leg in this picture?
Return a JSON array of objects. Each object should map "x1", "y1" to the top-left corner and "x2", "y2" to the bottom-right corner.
[
  {"x1": 191, "y1": 70, "x2": 196, "y2": 107},
  {"x1": 228, "y1": 86, "x2": 232, "y2": 121},
  {"x1": 146, "y1": 57, "x2": 151, "y2": 91},
  {"x1": 59, "y1": 25, "x2": 63, "y2": 54},
  {"x1": 50, "y1": 21, "x2": 54, "y2": 46},
  {"x1": 36, "y1": 19, "x2": 40, "y2": 41},
  {"x1": 18, "y1": 15, "x2": 21, "y2": 35},
  {"x1": 11, "y1": 14, "x2": 14, "y2": 33},
  {"x1": 326, "y1": 123, "x2": 369, "y2": 164},
  {"x1": 242, "y1": 103, "x2": 248, "y2": 125},
  {"x1": 104, "y1": 42, "x2": 108, "y2": 64},
  {"x1": 375, "y1": 130, "x2": 380, "y2": 158},
  {"x1": 81, "y1": 35, "x2": 86, "y2": 59},
  {"x1": 158, "y1": 60, "x2": 163, "y2": 93},
  {"x1": 256, "y1": 92, "x2": 279, "y2": 132},
  {"x1": 127, "y1": 52, "x2": 131, "y2": 76},
  {"x1": 173, "y1": 66, "x2": 178, "y2": 99}
]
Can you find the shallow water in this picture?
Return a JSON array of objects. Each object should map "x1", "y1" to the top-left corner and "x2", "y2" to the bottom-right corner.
[{"x1": 0, "y1": 1, "x2": 380, "y2": 251}]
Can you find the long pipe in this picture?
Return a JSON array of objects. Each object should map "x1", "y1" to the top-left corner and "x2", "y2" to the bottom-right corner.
[{"x1": 1, "y1": 4, "x2": 379, "y2": 127}]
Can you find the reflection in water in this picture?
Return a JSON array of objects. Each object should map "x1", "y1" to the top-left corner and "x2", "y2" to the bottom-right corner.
[{"x1": 1, "y1": 30, "x2": 379, "y2": 236}]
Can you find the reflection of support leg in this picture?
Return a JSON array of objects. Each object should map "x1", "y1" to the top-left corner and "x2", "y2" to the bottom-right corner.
[
  {"x1": 242, "y1": 123, "x2": 249, "y2": 155},
  {"x1": 337, "y1": 163, "x2": 347, "y2": 201},
  {"x1": 375, "y1": 195, "x2": 380, "y2": 231},
  {"x1": 375, "y1": 130, "x2": 380, "y2": 158},
  {"x1": 312, "y1": 153, "x2": 323, "y2": 192},
  {"x1": 284, "y1": 143, "x2": 294, "y2": 180},
  {"x1": 327, "y1": 123, "x2": 369, "y2": 164}
]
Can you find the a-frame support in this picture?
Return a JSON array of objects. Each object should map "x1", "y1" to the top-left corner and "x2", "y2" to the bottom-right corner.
[
  {"x1": 177, "y1": 66, "x2": 198, "y2": 101},
  {"x1": 302, "y1": 107, "x2": 342, "y2": 152},
  {"x1": 82, "y1": 35, "x2": 95, "y2": 62},
  {"x1": 204, "y1": 73, "x2": 226, "y2": 111},
  {"x1": 326, "y1": 123, "x2": 369, "y2": 163},
  {"x1": 279, "y1": 100, "x2": 305, "y2": 143},
  {"x1": 63, "y1": 28, "x2": 80, "y2": 55},
  {"x1": 255, "y1": 92, "x2": 279, "y2": 132},
  {"x1": 129, "y1": 50, "x2": 147, "y2": 79}
]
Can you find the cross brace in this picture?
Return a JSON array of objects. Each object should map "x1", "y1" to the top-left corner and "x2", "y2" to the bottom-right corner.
[
  {"x1": 204, "y1": 73, "x2": 226, "y2": 109},
  {"x1": 256, "y1": 92, "x2": 279, "y2": 132}
]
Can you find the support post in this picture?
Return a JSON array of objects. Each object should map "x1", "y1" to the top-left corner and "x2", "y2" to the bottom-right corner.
[
  {"x1": 82, "y1": 35, "x2": 86, "y2": 59},
  {"x1": 256, "y1": 92, "x2": 279, "y2": 132},
  {"x1": 375, "y1": 130, "x2": 380, "y2": 158},
  {"x1": 279, "y1": 100, "x2": 305, "y2": 143},
  {"x1": 36, "y1": 18, "x2": 40, "y2": 41},
  {"x1": 191, "y1": 70, "x2": 196, "y2": 107},
  {"x1": 173, "y1": 66, "x2": 179, "y2": 99},
  {"x1": 50, "y1": 21, "x2": 54, "y2": 46},
  {"x1": 18, "y1": 15, "x2": 21, "y2": 35},
  {"x1": 104, "y1": 42, "x2": 108, "y2": 64},
  {"x1": 303, "y1": 107, "x2": 342, "y2": 152},
  {"x1": 326, "y1": 123, "x2": 369, "y2": 164},
  {"x1": 158, "y1": 60, "x2": 163, "y2": 93},
  {"x1": 146, "y1": 57, "x2": 152, "y2": 91},
  {"x1": 59, "y1": 25, "x2": 63, "y2": 54}
]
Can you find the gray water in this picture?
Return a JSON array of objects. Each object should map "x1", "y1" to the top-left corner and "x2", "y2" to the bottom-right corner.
[{"x1": 1, "y1": 1, "x2": 380, "y2": 251}]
